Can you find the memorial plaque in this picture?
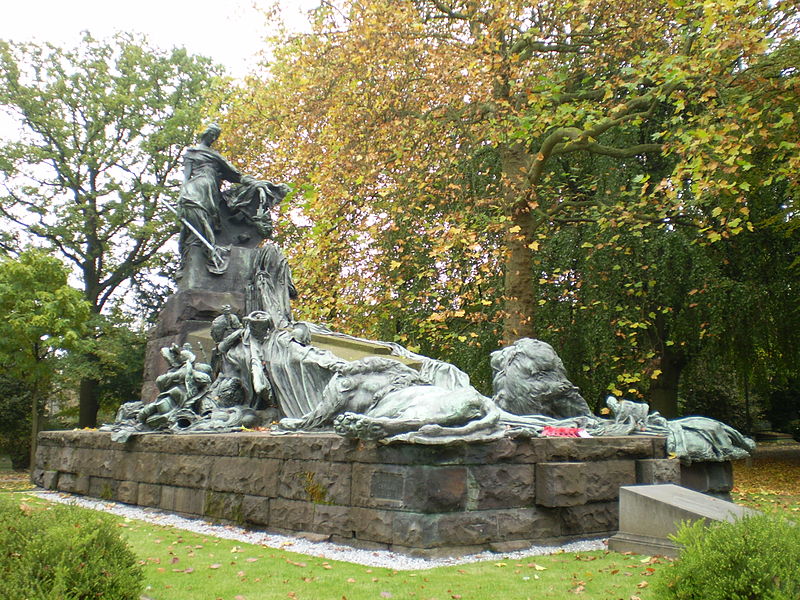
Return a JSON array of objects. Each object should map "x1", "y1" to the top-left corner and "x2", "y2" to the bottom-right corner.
[{"x1": 370, "y1": 471, "x2": 404, "y2": 501}]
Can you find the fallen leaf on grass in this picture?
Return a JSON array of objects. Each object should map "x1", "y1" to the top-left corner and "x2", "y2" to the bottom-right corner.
[
  {"x1": 637, "y1": 581, "x2": 649, "y2": 588},
  {"x1": 209, "y1": 564, "x2": 222, "y2": 569},
  {"x1": 286, "y1": 560, "x2": 307, "y2": 568},
  {"x1": 528, "y1": 563, "x2": 547, "y2": 570}
]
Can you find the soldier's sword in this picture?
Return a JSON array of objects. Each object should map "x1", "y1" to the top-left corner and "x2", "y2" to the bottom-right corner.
[{"x1": 160, "y1": 199, "x2": 225, "y2": 269}]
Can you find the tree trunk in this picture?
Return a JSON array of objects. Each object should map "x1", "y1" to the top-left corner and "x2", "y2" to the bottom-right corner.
[
  {"x1": 78, "y1": 374, "x2": 100, "y2": 428},
  {"x1": 649, "y1": 351, "x2": 685, "y2": 418},
  {"x1": 743, "y1": 376, "x2": 752, "y2": 433},
  {"x1": 29, "y1": 383, "x2": 41, "y2": 471},
  {"x1": 500, "y1": 144, "x2": 538, "y2": 344},
  {"x1": 501, "y1": 224, "x2": 537, "y2": 343}
]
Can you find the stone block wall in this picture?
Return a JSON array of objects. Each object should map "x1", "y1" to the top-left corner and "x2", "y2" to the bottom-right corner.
[{"x1": 33, "y1": 431, "x2": 672, "y2": 556}]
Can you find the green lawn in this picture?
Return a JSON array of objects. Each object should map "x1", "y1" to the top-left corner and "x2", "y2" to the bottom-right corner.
[
  {"x1": 2, "y1": 492, "x2": 663, "y2": 600},
  {"x1": 122, "y1": 524, "x2": 664, "y2": 600}
]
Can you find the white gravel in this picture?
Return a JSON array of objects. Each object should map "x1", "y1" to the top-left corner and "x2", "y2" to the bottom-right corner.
[{"x1": 33, "y1": 490, "x2": 606, "y2": 570}]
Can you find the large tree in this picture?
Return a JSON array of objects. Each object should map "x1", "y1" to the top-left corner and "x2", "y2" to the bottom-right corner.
[
  {"x1": 0, "y1": 33, "x2": 220, "y2": 426},
  {"x1": 0, "y1": 249, "x2": 89, "y2": 466},
  {"x1": 221, "y1": 0, "x2": 798, "y2": 411}
]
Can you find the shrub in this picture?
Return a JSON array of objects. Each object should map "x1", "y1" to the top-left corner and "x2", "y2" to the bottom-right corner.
[
  {"x1": 654, "y1": 513, "x2": 800, "y2": 600},
  {"x1": 0, "y1": 495, "x2": 143, "y2": 599}
]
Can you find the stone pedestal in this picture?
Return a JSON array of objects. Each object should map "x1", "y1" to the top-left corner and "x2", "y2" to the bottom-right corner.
[
  {"x1": 680, "y1": 461, "x2": 734, "y2": 500},
  {"x1": 176, "y1": 245, "x2": 257, "y2": 296},
  {"x1": 34, "y1": 431, "x2": 668, "y2": 556},
  {"x1": 140, "y1": 241, "x2": 264, "y2": 402}
]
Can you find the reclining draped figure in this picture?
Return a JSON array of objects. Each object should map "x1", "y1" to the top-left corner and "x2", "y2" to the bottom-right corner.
[{"x1": 104, "y1": 314, "x2": 754, "y2": 463}]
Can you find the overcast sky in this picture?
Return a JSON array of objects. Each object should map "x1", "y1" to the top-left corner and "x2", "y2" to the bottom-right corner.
[{"x1": 0, "y1": 0, "x2": 318, "y2": 77}]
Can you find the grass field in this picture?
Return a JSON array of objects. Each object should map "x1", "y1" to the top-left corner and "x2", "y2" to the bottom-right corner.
[
  {"x1": 4, "y1": 496, "x2": 667, "y2": 600},
  {"x1": 2, "y1": 441, "x2": 799, "y2": 600}
]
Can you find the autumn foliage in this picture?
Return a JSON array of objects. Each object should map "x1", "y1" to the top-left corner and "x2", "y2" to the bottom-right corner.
[{"x1": 217, "y1": 0, "x2": 799, "y2": 406}]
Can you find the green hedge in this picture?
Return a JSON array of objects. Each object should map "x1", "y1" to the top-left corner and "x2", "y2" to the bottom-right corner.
[
  {"x1": 0, "y1": 495, "x2": 143, "y2": 599},
  {"x1": 655, "y1": 512, "x2": 800, "y2": 600}
]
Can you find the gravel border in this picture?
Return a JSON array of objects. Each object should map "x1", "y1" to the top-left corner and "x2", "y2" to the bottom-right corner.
[{"x1": 33, "y1": 490, "x2": 606, "y2": 570}]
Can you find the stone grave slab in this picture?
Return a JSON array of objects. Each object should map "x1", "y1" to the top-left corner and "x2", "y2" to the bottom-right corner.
[{"x1": 608, "y1": 483, "x2": 757, "y2": 557}]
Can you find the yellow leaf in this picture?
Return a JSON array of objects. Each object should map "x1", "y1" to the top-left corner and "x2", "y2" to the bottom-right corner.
[
  {"x1": 508, "y1": 225, "x2": 521, "y2": 233},
  {"x1": 527, "y1": 241, "x2": 540, "y2": 251},
  {"x1": 457, "y1": 335, "x2": 467, "y2": 342},
  {"x1": 651, "y1": 369, "x2": 662, "y2": 379}
]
